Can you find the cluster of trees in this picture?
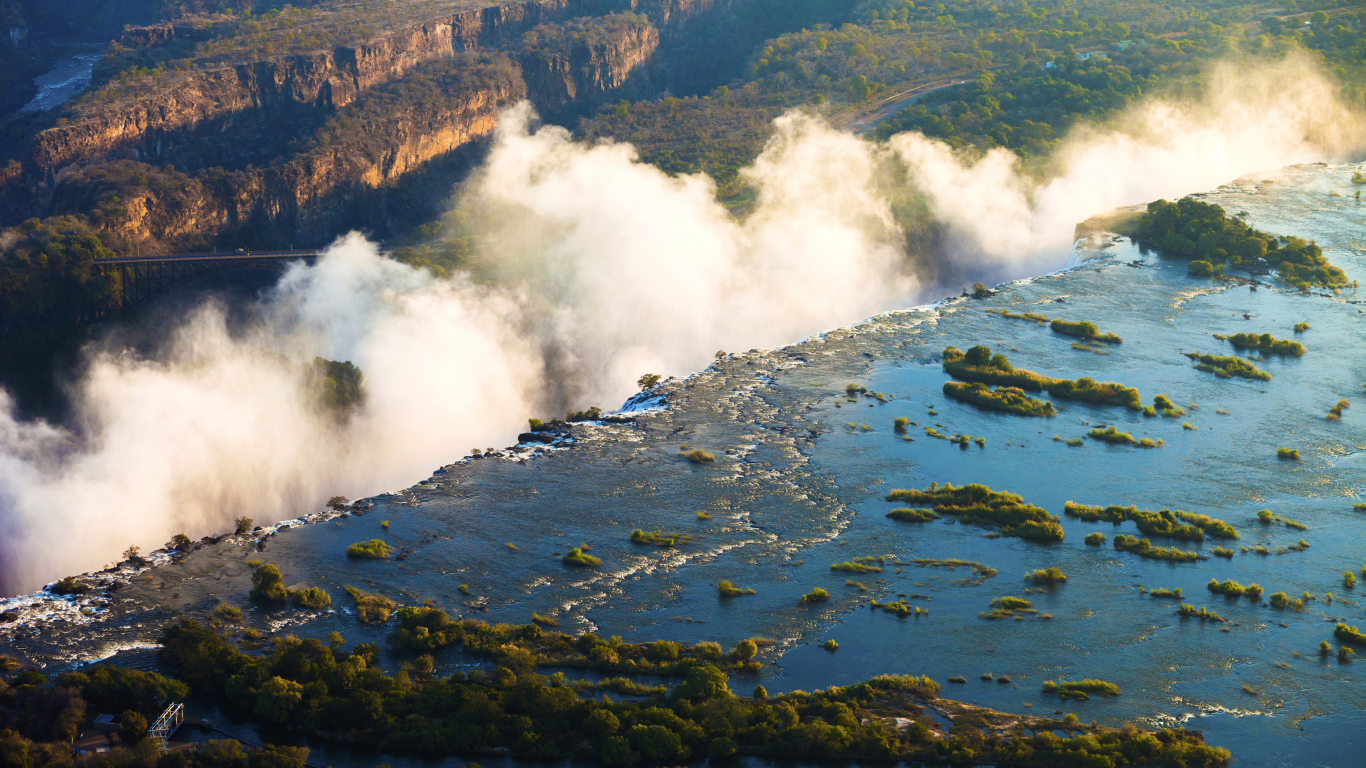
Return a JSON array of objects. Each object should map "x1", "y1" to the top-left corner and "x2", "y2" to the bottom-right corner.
[
  {"x1": 0, "y1": 217, "x2": 123, "y2": 413},
  {"x1": 146, "y1": 618, "x2": 1230, "y2": 766},
  {"x1": 1135, "y1": 197, "x2": 1349, "y2": 288}
]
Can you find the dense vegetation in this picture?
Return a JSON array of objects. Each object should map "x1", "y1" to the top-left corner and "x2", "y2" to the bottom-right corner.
[
  {"x1": 1050, "y1": 319, "x2": 1121, "y2": 343},
  {"x1": 13, "y1": 617, "x2": 1203, "y2": 767},
  {"x1": 1113, "y1": 534, "x2": 1200, "y2": 562},
  {"x1": 942, "y1": 345, "x2": 1051, "y2": 391},
  {"x1": 1213, "y1": 332, "x2": 1306, "y2": 356},
  {"x1": 1134, "y1": 197, "x2": 1349, "y2": 289},
  {"x1": 1184, "y1": 352, "x2": 1271, "y2": 381},
  {"x1": 943, "y1": 346, "x2": 1141, "y2": 408},
  {"x1": 885, "y1": 481, "x2": 1064, "y2": 542},
  {"x1": 942, "y1": 381, "x2": 1056, "y2": 416}
]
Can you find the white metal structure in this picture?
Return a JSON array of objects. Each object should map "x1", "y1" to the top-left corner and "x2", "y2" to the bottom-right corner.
[{"x1": 148, "y1": 703, "x2": 184, "y2": 750}]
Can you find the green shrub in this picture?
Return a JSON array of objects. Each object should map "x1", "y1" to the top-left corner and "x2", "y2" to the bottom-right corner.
[
  {"x1": 717, "y1": 580, "x2": 756, "y2": 597},
  {"x1": 982, "y1": 596, "x2": 1035, "y2": 619},
  {"x1": 288, "y1": 586, "x2": 332, "y2": 610},
  {"x1": 831, "y1": 557, "x2": 884, "y2": 573},
  {"x1": 213, "y1": 603, "x2": 243, "y2": 622},
  {"x1": 1084, "y1": 532, "x2": 1105, "y2": 545},
  {"x1": 1047, "y1": 377, "x2": 1141, "y2": 409},
  {"x1": 942, "y1": 381, "x2": 1056, "y2": 416},
  {"x1": 1113, "y1": 535, "x2": 1199, "y2": 562},
  {"x1": 681, "y1": 449, "x2": 716, "y2": 463},
  {"x1": 821, "y1": 640, "x2": 839, "y2": 652},
  {"x1": 1173, "y1": 511, "x2": 1239, "y2": 539},
  {"x1": 1277, "y1": 448, "x2": 1300, "y2": 460},
  {"x1": 1345, "y1": 571, "x2": 1357, "y2": 589},
  {"x1": 986, "y1": 308, "x2": 1050, "y2": 325},
  {"x1": 1185, "y1": 352, "x2": 1271, "y2": 381},
  {"x1": 531, "y1": 613, "x2": 559, "y2": 627},
  {"x1": 1050, "y1": 319, "x2": 1122, "y2": 343},
  {"x1": 562, "y1": 548, "x2": 601, "y2": 567},
  {"x1": 631, "y1": 529, "x2": 691, "y2": 547},
  {"x1": 1088, "y1": 426, "x2": 1137, "y2": 445},
  {"x1": 1188, "y1": 260, "x2": 1213, "y2": 277},
  {"x1": 1027, "y1": 567, "x2": 1067, "y2": 584},
  {"x1": 346, "y1": 539, "x2": 392, "y2": 559},
  {"x1": 1211, "y1": 547, "x2": 1234, "y2": 558},
  {"x1": 887, "y1": 507, "x2": 937, "y2": 522},
  {"x1": 1206, "y1": 579, "x2": 1260, "y2": 599},
  {"x1": 1041, "y1": 679, "x2": 1120, "y2": 698},
  {"x1": 885, "y1": 482, "x2": 1063, "y2": 541},
  {"x1": 1149, "y1": 587, "x2": 1183, "y2": 599},
  {"x1": 1177, "y1": 604, "x2": 1227, "y2": 622},
  {"x1": 1213, "y1": 332, "x2": 1305, "y2": 356},
  {"x1": 250, "y1": 564, "x2": 288, "y2": 602},
  {"x1": 799, "y1": 587, "x2": 830, "y2": 604},
  {"x1": 1335, "y1": 623, "x2": 1366, "y2": 645},
  {"x1": 344, "y1": 586, "x2": 394, "y2": 624},
  {"x1": 942, "y1": 345, "x2": 1053, "y2": 391},
  {"x1": 1269, "y1": 592, "x2": 1304, "y2": 610}
]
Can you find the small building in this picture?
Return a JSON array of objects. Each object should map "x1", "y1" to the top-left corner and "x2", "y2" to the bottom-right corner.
[{"x1": 92, "y1": 714, "x2": 122, "y2": 732}]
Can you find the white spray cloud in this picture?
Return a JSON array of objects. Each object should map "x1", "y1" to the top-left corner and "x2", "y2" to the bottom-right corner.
[
  {"x1": 888, "y1": 56, "x2": 1366, "y2": 277},
  {"x1": 1, "y1": 57, "x2": 1361, "y2": 594},
  {"x1": 0, "y1": 109, "x2": 914, "y2": 594}
]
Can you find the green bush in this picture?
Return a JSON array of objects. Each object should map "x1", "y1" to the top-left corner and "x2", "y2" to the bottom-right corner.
[
  {"x1": 1050, "y1": 319, "x2": 1121, "y2": 343},
  {"x1": 562, "y1": 547, "x2": 601, "y2": 567},
  {"x1": 344, "y1": 586, "x2": 395, "y2": 624},
  {"x1": 885, "y1": 482, "x2": 1063, "y2": 541},
  {"x1": 942, "y1": 345, "x2": 1053, "y2": 391},
  {"x1": 887, "y1": 507, "x2": 937, "y2": 522},
  {"x1": 1113, "y1": 535, "x2": 1199, "y2": 562},
  {"x1": 250, "y1": 564, "x2": 288, "y2": 602},
  {"x1": 1277, "y1": 448, "x2": 1300, "y2": 460},
  {"x1": 288, "y1": 586, "x2": 332, "y2": 610},
  {"x1": 1185, "y1": 352, "x2": 1271, "y2": 381},
  {"x1": 942, "y1": 381, "x2": 1056, "y2": 416},
  {"x1": 1084, "y1": 532, "x2": 1105, "y2": 545},
  {"x1": 799, "y1": 587, "x2": 830, "y2": 604},
  {"x1": 717, "y1": 580, "x2": 756, "y2": 597},
  {"x1": 1027, "y1": 567, "x2": 1067, "y2": 584},
  {"x1": 346, "y1": 539, "x2": 392, "y2": 559},
  {"x1": 631, "y1": 529, "x2": 691, "y2": 547},
  {"x1": 680, "y1": 449, "x2": 716, "y2": 463},
  {"x1": 1213, "y1": 332, "x2": 1305, "y2": 356}
]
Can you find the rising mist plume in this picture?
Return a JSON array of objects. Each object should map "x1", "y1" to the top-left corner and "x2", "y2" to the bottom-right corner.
[{"x1": 0, "y1": 56, "x2": 1359, "y2": 594}]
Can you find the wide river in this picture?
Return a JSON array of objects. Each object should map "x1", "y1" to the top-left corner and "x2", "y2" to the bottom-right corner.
[{"x1": 3, "y1": 162, "x2": 1365, "y2": 767}]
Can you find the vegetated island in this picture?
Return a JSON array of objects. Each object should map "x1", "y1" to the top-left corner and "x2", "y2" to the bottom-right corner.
[
  {"x1": 1183, "y1": 352, "x2": 1270, "y2": 381},
  {"x1": 886, "y1": 482, "x2": 1064, "y2": 542},
  {"x1": 1050, "y1": 319, "x2": 1122, "y2": 344},
  {"x1": 1064, "y1": 503, "x2": 1238, "y2": 541},
  {"x1": 1113, "y1": 534, "x2": 1202, "y2": 562},
  {"x1": 1133, "y1": 197, "x2": 1350, "y2": 290},
  {"x1": 942, "y1": 381, "x2": 1055, "y2": 417},
  {"x1": 985, "y1": 309, "x2": 1122, "y2": 343},
  {"x1": 943, "y1": 346, "x2": 1140, "y2": 408},
  {"x1": 1212, "y1": 333, "x2": 1305, "y2": 357},
  {"x1": 1087, "y1": 426, "x2": 1162, "y2": 449}
]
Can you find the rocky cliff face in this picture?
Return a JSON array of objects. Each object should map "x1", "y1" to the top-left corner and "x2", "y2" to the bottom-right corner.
[
  {"x1": 9, "y1": 0, "x2": 746, "y2": 252},
  {"x1": 520, "y1": 14, "x2": 659, "y2": 119}
]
